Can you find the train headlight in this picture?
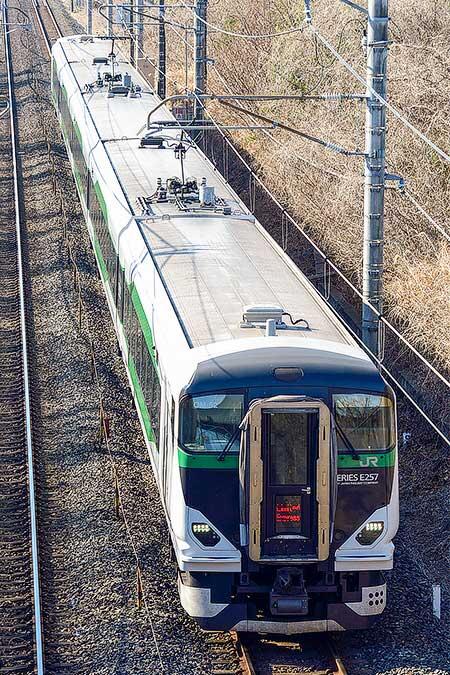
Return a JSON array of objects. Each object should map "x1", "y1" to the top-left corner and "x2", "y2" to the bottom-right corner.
[
  {"x1": 191, "y1": 523, "x2": 220, "y2": 547},
  {"x1": 356, "y1": 521, "x2": 384, "y2": 545}
]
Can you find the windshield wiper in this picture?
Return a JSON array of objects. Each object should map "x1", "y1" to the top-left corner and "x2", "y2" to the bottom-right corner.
[
  {"x1": 217, "y1": 424, "x2": 241, "y2": 462},
  {"x1": 334, "y1": 418, "x2": 360, "y2": 460}
]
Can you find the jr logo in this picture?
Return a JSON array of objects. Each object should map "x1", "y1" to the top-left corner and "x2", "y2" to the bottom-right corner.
[{"x1": 359, "y1": 456, "x2": 379, "y2": 467}]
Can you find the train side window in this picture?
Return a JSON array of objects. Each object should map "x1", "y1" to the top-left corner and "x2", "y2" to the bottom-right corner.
[
  {"x1": 143, "y1": 352, "x2": 154, "y2": 410},
  {"x1": 125, "y1": 288, "x2": 133, "y2": 351},
  {"x1": 131, "y1": 307, "x2": 140, "y2": 369},
  {"x1": 151, "y1": 371, "x2": 161, "y2": 448},
  {"x1": 117, "y1": 266, "x2": 124, "y2": 322},
  {"x1": 121, "y1": 283, "x2": 161, "y2": 447},
  {"x1": 135, "y1": 330, "x2": 142, "y2": 378}
]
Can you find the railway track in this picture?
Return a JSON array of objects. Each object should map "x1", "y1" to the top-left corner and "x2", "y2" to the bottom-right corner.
[
  {"x1": 32, "y1": 0, "x2": 62, "y2": 54},
  {"x1": 238, "y1": 633, "x2": 347, "y2": 675},
  {"x1": 209, "y1": 631, "x2": 348, "y2": 675},
  {"x1": 0, "y1": 3, "x2": 43, "y2": 673}
]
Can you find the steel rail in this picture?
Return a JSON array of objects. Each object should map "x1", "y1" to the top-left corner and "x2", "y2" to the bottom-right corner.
[
  {"x1": 235, "y1": 633, "x2": 348, "y2": 675},
  {"x1": 327, "y1": 636, "x2": 348, "y2": 675},
  {"x1": 2, "y1": 1, "x2": 44, "y2": 672},
  {"x1": 41, "y1": 0, "x2": 62, "y2": 39},
  {"x1": 32, "y1": 0, "x2": 62, "y2": 55},
  {"x1": 233, "y1": 633, "x2": 256, "y2": 675}
]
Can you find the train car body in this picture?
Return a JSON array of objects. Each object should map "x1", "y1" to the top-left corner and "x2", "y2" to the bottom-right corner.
[{"x1": 51, "y1": 35, "x2": 399, "y2": 634}]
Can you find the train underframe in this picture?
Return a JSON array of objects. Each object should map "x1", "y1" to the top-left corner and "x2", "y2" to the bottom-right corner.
[{"x1": 179, "y1": 566, "x2": 387, "y2": 632}]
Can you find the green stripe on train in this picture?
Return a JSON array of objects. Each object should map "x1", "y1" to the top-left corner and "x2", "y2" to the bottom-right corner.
[
  {"x1": 178, "y1": 448, "x2": 239, "y2": 470},
  {"x1": 128, "y1": 352, "x2": 156, "y2": 443},
  {"x1": 337, "y1": 448, "x2": 396, "y2": 468},
  {"x1": 178, "y1": 447, "x2": 396, "y2": 470}
]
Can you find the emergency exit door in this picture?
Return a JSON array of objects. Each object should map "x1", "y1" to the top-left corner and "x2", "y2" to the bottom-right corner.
[
  {"x1": 262, "y1": 409, "x2": 318, "y2": 558},
  {"x1": 245, "y1": 397, "x2": 331, "y2": 562}
]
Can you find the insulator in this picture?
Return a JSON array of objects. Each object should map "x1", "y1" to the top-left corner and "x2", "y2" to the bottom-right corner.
[{"x1": 326, "y1": 142, "x2": 346, "y2": 154}]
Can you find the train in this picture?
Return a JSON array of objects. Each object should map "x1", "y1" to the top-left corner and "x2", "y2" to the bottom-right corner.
[{"x1": 51, "y1": 35, "x2": 399, "y2": 634}]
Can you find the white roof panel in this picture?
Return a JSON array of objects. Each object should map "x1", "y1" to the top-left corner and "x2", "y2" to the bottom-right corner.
[{"x1": 58, "y1": 36, "x2": 351, "y2": 349}]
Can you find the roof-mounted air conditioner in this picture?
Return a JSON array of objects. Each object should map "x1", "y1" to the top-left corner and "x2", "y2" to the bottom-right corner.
[{"x1": 240, "y1": 305, "x2": 286, "y2": 328}]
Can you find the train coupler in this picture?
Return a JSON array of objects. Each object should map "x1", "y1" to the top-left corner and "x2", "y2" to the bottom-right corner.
[{"x1": 270, "y1": 567, "x2": 309, "y2": 616}]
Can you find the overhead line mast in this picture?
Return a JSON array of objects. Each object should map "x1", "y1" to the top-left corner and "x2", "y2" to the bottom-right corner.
[
  {"x1": 194, "y1": 0, "x2": 207, "y2": 122},
  {"x1": 157, "y1": 0, "x2": 167, "y2": 98},
  {"x1": 306, "y1": 0, "x2": 391, "y2": 357},
  {"x1": 361, "y1": 0, "x2": 389, "y2": 356},
  {"x1": 87, "y1": 0, "x2": 93, "y2": 34}
]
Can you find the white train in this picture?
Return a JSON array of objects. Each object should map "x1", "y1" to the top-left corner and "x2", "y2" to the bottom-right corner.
[{"x1": 51, "y1": 35, "x2": 399, "y2": 633}]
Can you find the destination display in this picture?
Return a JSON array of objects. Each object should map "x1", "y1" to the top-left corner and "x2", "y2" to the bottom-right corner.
[{"x1": 275, "y1": 495, "x2": 302, "y2": 534}]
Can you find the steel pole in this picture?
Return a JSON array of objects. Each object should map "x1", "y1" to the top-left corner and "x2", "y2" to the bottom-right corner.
[
  {"x1": 107, "y1": 0, "x2": 113, "y2": 36},
  {"x1": 86, "y1": 0, "x2": 93, "y2": 34},
  {"x1": 136, "y1": 0, "x2": 143, "y2": 65},
  {"x1": 194, "y1": 0, "x2": 207, "y2": 121},
  {"x1": 129, "y1": 0, "x2": 135, "y2": 66},
  {"x1": 362, "y1": 0, "x2": 389, "y2": 356},
  {"x1": 157, "y1": 0, "x2": 166, "y2": 98}
]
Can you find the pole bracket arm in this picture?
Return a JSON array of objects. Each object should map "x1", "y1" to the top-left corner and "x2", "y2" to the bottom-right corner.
[
  {"x1": 385, "y1": 173, "x2": 405, "y2": 192},
  {"x1": 142, "y1": 94, "x2": 195, "y2": 132},
  {"x1": 339, "y1": 0, "x2": 368, "y2": 14}
]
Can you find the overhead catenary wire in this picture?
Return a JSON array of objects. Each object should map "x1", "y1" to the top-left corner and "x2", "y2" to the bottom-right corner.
[
  {"x1": 402, "y1": 189, "x2": 450, "y2": 244},
  {"x1": 178, "y1": 0, "x2": 305, "y2": 39},
  {"x1": 308, "y1": 24, "x2": 450, "y2": 165},
  {"x1": 178, "y1": 0, "x2": 450, "y2": 164},
  {"x1": 214, "y1": 96, "x2": 364, "y2": 156},
  {"x1": 207, "y1": 33, "x2": 450, "y2": 244},
  {"x1": 119, "y1": 16, "x2": 177, "y2": 86},
  {"x1": 208, "y1": 62, "x2": 347, "y2": 179},
  {"x1": 209, "y1": 63, "x2": 450, "y2": 241}
]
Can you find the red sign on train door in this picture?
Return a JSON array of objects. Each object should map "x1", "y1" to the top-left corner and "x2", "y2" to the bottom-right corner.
[{"x1": 275, "y1": 495, "x2": 302, "y2": 534}]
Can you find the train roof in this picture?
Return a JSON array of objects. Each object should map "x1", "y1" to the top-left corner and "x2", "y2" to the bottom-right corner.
[
  {"x1": 184, "y1": 338, "x2": 382, "y2": 396},
  {"x1": 53, "y1": 36, "x2": 368, "y2": 366}
]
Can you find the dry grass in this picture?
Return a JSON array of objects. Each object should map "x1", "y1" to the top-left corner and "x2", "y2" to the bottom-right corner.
[{"x1": 137, "y1": 0, "x2": 450, "y2": 372}]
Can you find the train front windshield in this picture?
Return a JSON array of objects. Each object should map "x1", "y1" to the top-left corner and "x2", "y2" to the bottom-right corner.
[
  {"x1": 180, "y1": 391, "x2": 395, "y2": 455},
  {"x1": 333, "y1": 393, "x2": 395, "y2": 452},
  {"x1": 180, "y1": 394, "x2": 244, "y2": 453}
]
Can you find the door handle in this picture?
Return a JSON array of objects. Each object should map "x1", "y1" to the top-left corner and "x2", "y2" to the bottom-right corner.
[{"x1": 301, "y1": 487, "x2": 311, "y2": 494}]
